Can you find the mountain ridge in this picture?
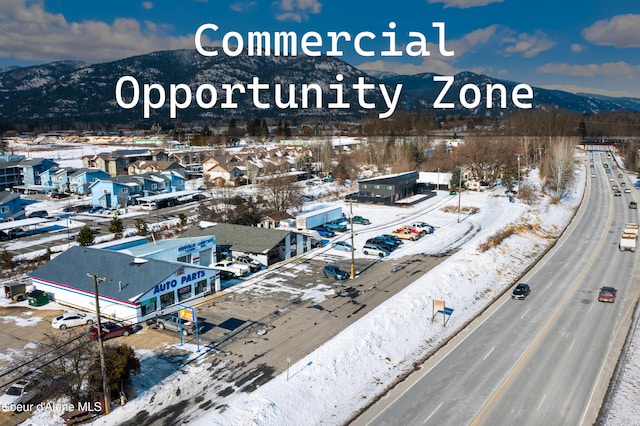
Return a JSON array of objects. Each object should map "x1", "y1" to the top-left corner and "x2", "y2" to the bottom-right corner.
[{"x1": 0, "y1": 49, "x2": 638, "y2": 126}]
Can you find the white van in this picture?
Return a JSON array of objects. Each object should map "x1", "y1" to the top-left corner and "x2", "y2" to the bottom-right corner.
[{"x1": 362, "y1": 244, "x2": 389, "y2": 258}]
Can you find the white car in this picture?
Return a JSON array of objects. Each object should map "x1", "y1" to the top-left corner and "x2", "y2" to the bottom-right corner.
[
  {"x1": 0, "y1": 380, "x2": 35, "y2": 408},
  {"x1": 51, "y1": 311, "x2": 97, "y2": 330},
  {"x1": 213, "y1": 260, "x2": 250, "y2": 277},
  {"x1": 362, "y1": 244, "x2": 389, "y2": 258}
]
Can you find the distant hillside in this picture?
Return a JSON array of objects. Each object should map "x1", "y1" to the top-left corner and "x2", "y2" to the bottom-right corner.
[{"x1": 0, "y1": 50, "x2": 639, "y2": 127}]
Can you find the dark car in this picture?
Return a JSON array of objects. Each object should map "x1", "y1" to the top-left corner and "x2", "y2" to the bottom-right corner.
[
  {"x1": 323, "y1": 265, "x2": 349, "y2": 280},
  {"x1": 614, "y1": 190, "x2": 622, "y2": 197},
  {"x1": 324, "y1": 222, "x2": 348, "y2": 232},
  {"x1": 349, "y1": 216, "x2": 370, "y2": 225},
  {"x1": 315, "y1": 226, "x2": 335, "y2": 237},
  {"x1": 27, "y1": 210, "x2": 49, "y2": 219},
  {"x1": 366, "y1": 237, "x2": 395, "y2": 252},
  {"x1": 88, "y1": 321, "x2": 134, "y2": 340},
  {"x1": 512, "y1": 283, "x2": 531, "y2": 300},
  {"x1": 379, "y1": 234, "x2": 404, "y2": 247},
  {"x1": 598, "y1": 286, "x2": 617, "y2": 303},
  {"x1": 50, "y1": 192, "x2": 70, "y2": 199},
  {"x1": 630, "y1": 201, "x2": 638, "y2": 209}
]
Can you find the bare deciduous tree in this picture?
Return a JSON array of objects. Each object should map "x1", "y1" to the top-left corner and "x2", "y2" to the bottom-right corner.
[
  {"x1": 260, "y1": 175, "x2": 303, "y2": 213},
  {"x1": 545, "y1": 137, "x2": 577, "y2": 201}
]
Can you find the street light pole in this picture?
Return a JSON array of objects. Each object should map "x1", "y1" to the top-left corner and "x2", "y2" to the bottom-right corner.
[
  {"x1": 88, "y1": 273, "x2": 110, "y2": 414},
  {"x1": 457, "y1": 168, "x2": 462, "y2": 223},
  {"x1": 349, "y1": 200, "x2": 355, "y2": 279}
]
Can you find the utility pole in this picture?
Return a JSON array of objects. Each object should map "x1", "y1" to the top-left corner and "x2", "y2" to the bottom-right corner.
[
  {"x1": 457, "y1": 168, "x2": 462, "y2": 223},
  {"x1": 516, "y1": 154, "x2": 522, "y2": 194},
  {"x1": 349, "y1": 200, "x2": 355, "y2": 279},
  {"x1": 88, "y1": 273, "x2": 110, "y2": 414}
]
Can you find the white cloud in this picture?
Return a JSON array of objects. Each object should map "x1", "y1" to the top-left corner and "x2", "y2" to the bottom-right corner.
[
  {"x1": 426, "y1": 0, "x2": 504, "y2": 9},
  {"x1": 0, "y1": 0, "x2": 194, "y2": 63},
  {"x1": 355, "y1": 25, "x2": 499, "y2": 77},
  {"x1": 582, "y1": 14, "x2": 640, "y2": 48},
  {"x1": 501, "y1": 31, "x2": 555, "y2": 58},
  {"x1": 275, "y1": 0, "x2": 322, "y2": 22},
  {"x1": 141, "y1": 2, "x2": 153, "y2": 10},
  {"x1": 537, "y1": 61, "x2": 640, "y2": 80},
  {"x1": 230, "y1": 1, "x2": 257, "y2": 13},
  {"x1": 448, "y1": 25, "x2": 500, "y2": 56},
  {"x1": 570, "y1": 43, "x2": 585, "y2": 53},
  {"x1": 357, "y1": 59, "x2": 459, "y2": 76}
]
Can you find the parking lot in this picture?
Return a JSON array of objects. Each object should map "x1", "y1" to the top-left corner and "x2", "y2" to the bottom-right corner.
[{"x1": 0, "y1": 248, "x2": 448, "y2": 423}]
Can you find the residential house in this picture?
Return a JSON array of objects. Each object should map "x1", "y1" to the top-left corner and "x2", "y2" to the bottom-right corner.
[
  {"x1": 40, "y1": 167, "x2": 78, "y2": 192},
  {"x1": 82, "y1": 149, "x2": 168, "y2": 176},
  {"x1": 0, "y1": 192, "x2": 24, "y2": 221},
  {"x1": 0, "y1": 155, "x2": 25, "y2": 190},
  {"x1": 127, "y1": 160, "x2": 185, "y2": 178},
  {"x1": 69, "y1": 169, "x2": 111, "y2": 195},
  {"x1": 202, "y1": 162, "x2": 247, "y2": 187},
  {"x1": 18, "y1": 158, "x2": 59, "y2": 187},
  {"x1": 90, "y1": 177, "x2": 141, "y2": 210}
]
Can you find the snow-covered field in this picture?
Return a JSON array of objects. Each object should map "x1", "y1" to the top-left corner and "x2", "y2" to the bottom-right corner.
[{"x1": 1, "y1": 144, "x2": 637, "y2": 425}]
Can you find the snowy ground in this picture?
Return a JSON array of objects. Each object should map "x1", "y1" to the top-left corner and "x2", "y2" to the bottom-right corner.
[{"x1": 2, "y1": 145, "x2": 636, "y2": 425}]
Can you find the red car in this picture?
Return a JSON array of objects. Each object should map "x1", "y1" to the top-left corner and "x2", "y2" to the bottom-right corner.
[
  {"x1": 88, "y1": 321, "x2": 133, "y2": 340},
  {"x1": 598, "y1": 287, "x2": 617, "y2": 303}
]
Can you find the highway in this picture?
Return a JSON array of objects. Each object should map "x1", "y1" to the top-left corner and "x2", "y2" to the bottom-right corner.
[{"x1": 354, "y1": 149, "x2": 638, "y2": 426}]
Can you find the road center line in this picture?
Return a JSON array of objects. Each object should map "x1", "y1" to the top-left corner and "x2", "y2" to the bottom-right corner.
[
  {"x1": 423, "y1": 401, "x2": 443, "y2": 424},
  {"x1": 536, "y1": 393, "x2": 547, "y2": 411},
  {"x1": 483, "y1": 346, "x2": 495, "y2": 361}
]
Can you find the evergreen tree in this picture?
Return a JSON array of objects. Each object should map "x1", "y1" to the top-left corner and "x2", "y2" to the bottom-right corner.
[{"x1": 76, "y1": 225, "x2": 95, "y2": 246}]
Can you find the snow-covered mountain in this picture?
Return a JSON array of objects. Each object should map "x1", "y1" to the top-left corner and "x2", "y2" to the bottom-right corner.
[{"x1": 0, "y1": 49, "x2": 638, "y2": 126}]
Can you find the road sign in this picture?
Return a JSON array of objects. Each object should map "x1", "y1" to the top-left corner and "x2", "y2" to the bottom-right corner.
[{"x1": 179, "y1": 307, "x2": 193, "y2": 322}]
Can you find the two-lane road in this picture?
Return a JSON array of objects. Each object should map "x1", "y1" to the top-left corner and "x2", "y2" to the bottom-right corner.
[{"x1": 355, "y1": 150, "x2": 638, "y2": 425}]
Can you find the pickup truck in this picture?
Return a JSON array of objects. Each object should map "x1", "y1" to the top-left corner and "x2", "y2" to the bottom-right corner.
[
  {"x1": 213, "y1": 260, "x2": 250, "y2": 277},
  {"x1": 411, "y1": 222, "x2": 435, "y2": 234},
  {"x1": 155, "y1": 314, "x2": 200, "y2": 336},
  {"x1": 391, "y1": 228, "x2": 419, "y2": 241}
]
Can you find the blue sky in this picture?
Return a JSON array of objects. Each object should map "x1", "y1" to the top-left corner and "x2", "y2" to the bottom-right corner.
[{"x1": 1, "y1": 0, "x2": 639, "y2": 97}]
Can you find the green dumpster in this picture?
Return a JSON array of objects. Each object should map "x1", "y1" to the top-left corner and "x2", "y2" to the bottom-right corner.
[{"x1": 27, "y1": 290, "x2": 49, "y2": 306}]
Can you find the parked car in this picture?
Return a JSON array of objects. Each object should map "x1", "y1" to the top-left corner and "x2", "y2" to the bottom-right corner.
[
  {"x1": 366, "y1": 237, "x2": 395, "y2": 252},
  {"x1": 314, "y1": 226, "x2": 335, "y2": 237},
  {"x1": 87, "y1": 206, "x2": 103, "y2": 214},
  {"x1": 26, "y1": 210, "x2": 49, "y2": 219},
  {"x1": 511, "y1": 283, "x2": 531, "y2": 300},
  {"x1": 52, "y1": 311, "x2": 97, "y2": 330},
  {"x1": 213, "y1": 260, "x2": 250, "y2": 277},
  {"x1": 362, "y1": 243, "x2": 389, "y2": 257},
  {"x1": 155, "y1": 314, "x2": 199, "y2": 336},
  {"x1": 0, "y1": 379, "x2": 36, "y2": 408},
  {"x1": 598, "y1": 286, "x2": 617, "y2": 303},
  {"x1": 88, "y1": 321, "x2": 134, "y2": 340},
  {"x1": 234, "y1": 255, "x2": 262, "y2": 273},
  {"x1": 50, "y1": 192, "x2": 70, "y2": 199},
  {"x1": 411, "y1": 222, "x2": 435, "y2": 234},
  {"x1": 380, "y1": 234, "x2": 404, "y2": 247},
  {"x1": 331, "y1": 241, "x2": 354, "y2": 252},
  {"x1": 324, "y1": 222, "x2": 348, "y2": 232},
  {"x1": 348, "y1": 216, "x2": 370, "y2": 225},
  {"x1": 323, "y1": 265, "x2": 349, "y2": 280}
]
